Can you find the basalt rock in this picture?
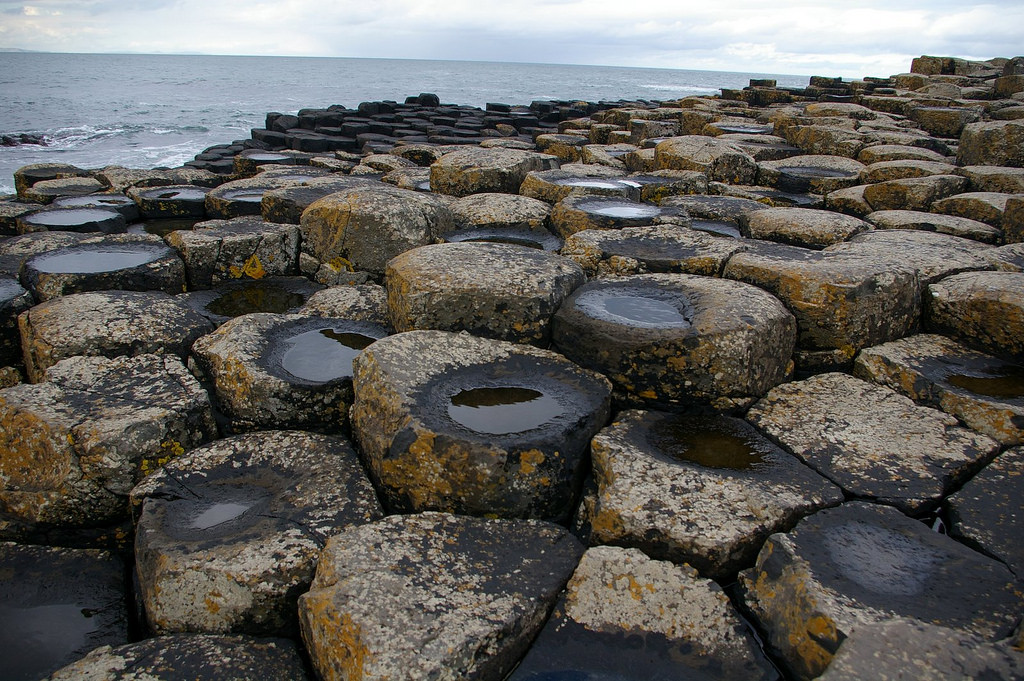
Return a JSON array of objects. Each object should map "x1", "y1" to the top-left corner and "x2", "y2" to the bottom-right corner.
[
  {"x1": 298, "y1": 283, "x2": 390, "y2": 326},
  {"x1": 177, "y1": 276, "x2": 323, "y2": 325},
  {"x1": 957, "y1": 120, "x2": 1024, "y2": 167},
  {"x1": 298, "y1": 512, "x2": 583, "y2": 681},
  {"x1": 824, "y1": 229, "x2": 993, "y2": 284},
  {"x1": 21, "y1": 177, "x2": 106, "y2": 205},
  {"x1": 552, "y1": 273, "x2": 796, "y2": 409},
  {"x1": 350, "y1": 330, "x2": 611, "y2": 520},
  {"x1": 16, "y1": 206, "x2": 127, "y2": 235},
  {"x1": 654, "y1": 136, "x2": 758, "y2": 184},
  {"x1": 429, "y1": 147, "x2": 560, "y2": 196},
  {"x1": 587, "y1": 410, "x2": 842, "y2": 579},
  {"x1": 13, "y1": 163, "x2": 91, "y2": 198},
  {"x1": 132, "y1": 430, "x2": 383, "y2": 635},
  {"x1": 856, "y1": 144, "x2": 949, "y2": 164},
  {"x1": 739, "y1": 501, "x2": 1022, "y2": 680},
  {"x1": 865, "y1": 208, "x2": 1001, "y2": 243},
  {"x1": 746, "y1": 372, "x2": 1000, "y2": 513},
  {"x1": 861, "y1": 174, "x2": 970, "y2": 211},
  {"x1": 52, "y1": 192, "x2": 140, "y2": 222},
  {"x1": 0, "y1": 278, "x2": 32, "y2": 366},
  {"x1": 0, "y1": 354, "x2": 216, "y2": 539},
  {"x1": 166, "y1": 217, "x2": 300, "y2": 289},
  {"x1": 260, "y1": 176, "x2": 380, "y2": 225},
  {"x1": 191, "y1": 312, "x2": 388, "y2": 432},
  {"x1": 549, "y1": 194, "x2": 686, "y2": 239},
  {"x1": 931, "y1": 190, "x2": 1017, "y2": 228},
  {"x1": 18, "y1": 290, "x2": 214, "y2": 383},
  {"x1": 757, "y1": 155, "x2": 866, "y2": 194},
  {"x1": 508, "y1": 545, "x2": 778, "y2": 680},
  {"x1": 519, "y1": 168, "x2": 635, "y2": 204},
  {"x1": 738, "y1": 207, "x2": 870, "y2": 249},
  {"x1": 925, "y1": 270, "x2": 1024, "y2": 361},
  {"x1": 128, "y1": 185, "x2": 211, "y2": 219},
  {"x1": 385, "y1": 242, "x2": 584, "y2": 346}
]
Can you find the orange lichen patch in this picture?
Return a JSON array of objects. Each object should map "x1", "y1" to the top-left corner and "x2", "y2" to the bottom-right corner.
[
  {"x1": 613, "y1": 573, "x2": 657, "y2": 601},
  {"x1": 0, "y1": 399, "x2": 76, "y2": 488},
  {"x1": 302, "y1": 593, "x2": 374, "y2": 681},
  {"x1": 228, "y1": 254, "x2": 267, "y2": 280},
  {"x1": 519, "y1": 449, "x2": 546, "y2": 475}
]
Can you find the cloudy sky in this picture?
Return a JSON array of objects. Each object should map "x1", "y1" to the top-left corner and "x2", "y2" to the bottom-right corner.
[{"x1": 1, "y1": 0, "x2": 1020, "y2": 78}]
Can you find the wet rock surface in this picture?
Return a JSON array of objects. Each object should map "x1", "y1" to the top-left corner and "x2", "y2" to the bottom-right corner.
[
  {"x1": 739, "y1": 502, "x2": 1023, "y2": 680},
  {"x1": 553, "y1": 273, "x2": 796, "y2": 408},
  {"x1": 299, "y1": 512, "x2": 583, "y2": 681},
  {"x1": 385, "y1": 242, "x2": 585, "y2": 345},
  {"x1": 747, "y1": 372, "x2": 1000, "y2": 513},
  {"x1": 430, "y1": 147, "x2": 560, "y2": 196},
  {"x1": 166, "y1": 217, "x2": 300, "y2": 288},
  {"x1": 509, "y1": 545, "x2": 778, "y2": 680},
  {"x1": 0, "y1": 542, "x2": 129, "y2": 681},
  {"x1": 132, "y1": 430, "x2": 382, "y2": 635},
  {"x1": 588, "y1": 410, "x2": 842, "y2": 578},
  {"x1": 177, "y1": 275, "x2": 323, "y2": 325},
  {"x1": 0, "y1": 277, "x2": 32, "y2": 366},
  {"x1": 562, "y1": 224, "x2": 746, "y2": 276},
  {"x1": 351, "y1": 330, "x2": 611, "y2": 520}
]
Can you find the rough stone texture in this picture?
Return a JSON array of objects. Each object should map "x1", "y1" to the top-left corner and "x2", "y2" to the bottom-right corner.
[
  {"x1": 0, "y1": 231, "x2": 94, "y2": 278},
  {"x1": 956, "y1": 165, "x2": 1024, "y2": 194},
  {"x1": 45, "y1": 634, "x2": 311, "y2": 680},
  {"x1": 166, "y1": 217, "x2": 299, "y2": 289},
  {"x1": 0, "y1": 542, "x2": 128, "y2": 681},
  {"x1": 385, "y1": 242, "x2": 585, "y2": 346},
  {"x1": 946, "y1": 446, "x2": 1024, "y2": 579},
  {"x1": 739, "y1": 207, "x2": 870, "y2": 249},
  {"x1": 862, "y1": 174, "x2": 970, "y2": 211},
  {"x1": 20, "y1": 233, "x2": 186, "y2": 302},
  {"x1": 925, "y1": 271, "x2": 1024, "y2": 361},
  {"x1": 299, "y1": 283, "x2": 390, "y2": 326},
  {"x1": 786, "y1": 125, "x2": 865, "y2": 158},
  {"x1": 1005, "y1": 195, "x2": 1024, "y2": 244},
  {"x1": 18, "y1": 290, "x2": 214, "y2": 382},
  {"x1": 654, "y1": 136, "x2": 758, "y2": 184},
  {"x1": 587, "y1": 410, "x2": 842, "y2": 578},
  {"x1": 204, "y1": 178, "x2": 287, "y2": 219},
  {"x1": 747, "y1": 372, "x2": 1000, "y2": 513},
  {"x1": 723, "y1": 245, "x2": 920, "y2": 370},
  {"x1": 909, "y1": 105, "x2": 982, "y2": 138},
  {"x1": 97, "y1": 166, "x2": 221, "y2": 192},
  {"x1": 825, "y1": 229, "x2": 993, "y2": 284},
  {"x1": 299, "y1": 184, "x2": 454, "y2": 276},
  {"x1": 21, "y1": 177, "x2": 106, "y2": 204},
  {"x1": 739, "y1": 502, "x2": 1023, "y2": 681},
  {"x1": 128, "y1": 185, "x2": 211, "y2": 219},
  {"x1": 988, "y1": 242, "x2": 1024, "y2": 271},
  {"x1": 823, "y1": 184, "x2": 872, "y2": 217},
  {"x1": 661, "y1": 193, "x2": 767, "y2": 221},
  {"x1": 861, "y1": 159, "x2": 956, "y2": 183},
  {"x1": 260, "y1": 176, "x2": 379, "y2": 225},
  {"x1": 16, "y1": 206, "x2": 127, "y2": 235},
  {"x1": 350, "y1": 330, "x2": 611, "y2": 520},
  {"x1": 177, "y1": 276, "x2": 323, "y2": 325},
  {"x1": 561, "y1": 224, "x2": 747, "y2": 277},
  {"x1": 509, "y1": 545, "x2": 778, "y2": 680},
  {"x1": 298, "y1": 512, "x2": 583, "y2": 681},
  {"x1": 552, "y1": 274, "x2": 796, "y2": 409},
  {"x1": 13, "y1": 163, "x2": 91, "y2": 198},
  {"x1": 957, "y1": 120, "x2": 1024, "y2": 167},
  {"x1": 0, "y1": 354, "x2": 216, "y2": 539},
  {"x1": 931, "y1": 190, "x2": 1018, "y2": 227},
  {"x1": 447, "y1": 192, "x2": 551, "y2": 233},
  {"x1": 757, "y1": 155, "x2": 866, "y2": 193},
  {"x1": 191, "y1": 312, "x2": 387, "y2": 432},
  {"x1": 856, "y1": 144, "x2": 949, "y2": 164},
  {"x1": 855, "y1": 334, "x2": 1024, "y2": 445},
  {"x1": 132, "y1": 430, "x2": 383, "y2": 635},
  {"x1": 817, "y1": 618, "x2": 1024, "y2": 681},
  {"x1": 0, "y1": 278, "x2": 32, "y2": 366},
  {"x1": 548, "y1": 194, "x2": 685, "y2": 239},
  {"x1": 519, "y1": 169, "x2": 634, "y2": 204},
  {"x1": 430, "y1": 147, "x2": 560, "y2": 196},
  {"x1": 865, "y1": 208, "x2": 1001, "y2": 243}
]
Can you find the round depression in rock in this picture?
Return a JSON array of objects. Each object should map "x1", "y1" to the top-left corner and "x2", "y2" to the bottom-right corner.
[
  {"x1": 51, "y1": 192, "x2": 140, "y2": 221},
  {"x1": 16, "y1": 206, "x2": 127, "y2": 234},
  {"x1": 20, "y1": 238, "x2": 185, "y2": 302},
  {"x1": 550, "y1": 195, "x2": 680, "y2": 239},
  {"x1": 178, "y1": 276, "x2": 324, "y2": 325},
  {"x1": 552, "y1": 274, "x2": 796, "y2": 408},
  {"x1": 129, "y1": 185, "x2": 211, "y2": 219},
  {"x1": 193, "y1": 313, "x2": 388, "y2": 432},
  {"x1": 350, "y1": 330, "x2": 612, "y2": 521}
]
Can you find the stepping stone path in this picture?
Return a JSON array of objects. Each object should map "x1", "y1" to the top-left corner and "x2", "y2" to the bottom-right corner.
[{"x1": 4, "y1": 55, "x2": 1024, "y2": 679}]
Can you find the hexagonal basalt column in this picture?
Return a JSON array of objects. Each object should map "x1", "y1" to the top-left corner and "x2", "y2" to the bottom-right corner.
[
  {"x1": 128, "y1": 184, "x2": 211, "y2": 219},
  {"x1": 654, "y1": 136, "x2": 758, "y2": 184},
  {"x1": 429, "y1": 147, "x2": 559, "y2": 196},
  {"x1": 350, "y1": 330, "x2": 612, "y2": 521},
  {"x1": 925, "y1": 271, "x2": 1024, "y2": 361},
  {"x1": 549, "y1": 195, "x2": 685, "y2": 239},
  {"x1": 0, "y1": 278, "x2": 32, "y2": 367},
  {"x1": 519, "y1": 169, "x2": 636, "y2": 204},
  {"x1": 739, "y1": 502, "x2": 1022, "y2": 681},
  {"x1": 132, "y1": 430, "x2": 383, "y2": 635},
  {"x1": 552, "y1": 274, "x2": 796, "y2": 409},
  {"x1": 757, "y1": 154, "x2": 865, "y2": 193},
  {"x1": 191, "y1": 313, "x2": 389, "y2": 432},
  {"x1": 738, "y1": 207, "x2": 870, "y2": 249},
  {"x1": 18, "y1": 290, "x2": 214, "y2": 382},
  {"x1": 587, "y1": 410, "x2": 843, "y2": 579},
  {"x1": 16, "y1": 206, "x2": 127, "y2": 235},
  {"x1": 166, "y1": 217, "x2": 300, "y2": 289},
  {"x1": 0, "y1": 354, "x2": 216, "y2": 539},
  {"x1": 386, "y1": 242, "x2": 585, "y2": 345},
  {"x1": 178, "y1": 276, "x2": 323, "y2": 325},
  {"x1": 20, "y1": 234, "x2": 185, "y2": 302}
]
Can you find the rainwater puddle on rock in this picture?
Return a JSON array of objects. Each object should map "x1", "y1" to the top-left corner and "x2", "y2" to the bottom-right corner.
[
  {"x1": 280, "y1": 328, "x2": 376, "y2": 383},
  {"x1": 219, "y1": 189, "x2": 267, "y2": 202},
  {"x1": 946, "y1": 363, "x2": 1024, "y2": 399},
  {"x1": 147, "y1": 187, "x2": 208, "y2": 201},
  {"x1": 54, "y1": 194, "x2": 136, "y2": 210},
  {"x1": 129, "y1": 218, "x2": 201, "y2": 237},
  {"x1": 584, "y1": 202, "x2": 661, "y2": 220},
  {"x1": 554, "y1": 178, "x2": 627, "y2": 190},
  {"x1": 575, "y1": 289, "x2": 692, "y2": 329},
  {"x1": 247, "y1": 152, "x2": 293, "y2": 163},
  {"x1": 162, "y1": 485, "x2": 273, "y2": 540},
  {"x1": 29, "y1": 248, "x2": 159, "y2": 274},
  {"x1": 23, "y1": 208, "x2": 121, "y2": 228},
  {"x1": 778, "y1": 166, "x2": 857, "y2": 179},
  {"x1": 826, "y1": 522, "x2": 941, "y2": 597},
  {"x1": 650, "y1": 415, "x2": 768, "y2": 470},
  {"x1": 205, "y1": 283, "x2": 307, "y2": 318},
  {"x1": 716, "y1": 123, "x2": 773, "y2": 134},
  {"x1": 0, "y1": 602, "x2": 99, "y2": 680},
  {"x1": 190, "y1": 501, "x2": 256, "y2": 530},
  {"x1": 690, "y1": 219, "x2": 741, "y2": 239},
  {"x1": 448, "y1": 386, "x2": 564, "y2": 435}
]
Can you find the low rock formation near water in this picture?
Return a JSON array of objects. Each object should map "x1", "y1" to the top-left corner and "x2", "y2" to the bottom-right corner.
[{"x1": 2, "y1": 58, "x2": 1024, "y2": 680}]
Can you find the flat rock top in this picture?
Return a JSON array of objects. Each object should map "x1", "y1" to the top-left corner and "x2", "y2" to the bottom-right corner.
[{"x1": 826, "y1": 228, "x2": 993, "y2": 282}]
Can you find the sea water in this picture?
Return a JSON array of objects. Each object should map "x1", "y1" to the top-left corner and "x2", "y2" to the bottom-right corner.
[{"x1": 0, "y1": 52, "x2": 809, "y2": 194}]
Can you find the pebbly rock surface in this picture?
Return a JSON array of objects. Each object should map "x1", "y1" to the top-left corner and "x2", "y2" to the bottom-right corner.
[
  {"x1": 298, "y1": 512, "x2": 583, "y2": 681},
  {"x1": 350, "y1": 330, "x2": 611, "y2": 520},
  {"x1": 132, "y1": 430, "x2": 382, "y2": 635},
  {"x1": 0, "y1": 354, "x2": 217, "y2": 539},
  {"x1": 191, "y1": 312, "x2": 388, "y2": 432},
  {"x1": 747, "y1": 372, "x2": 1000, "y2": 513},
  {"x1": 945, "y1": 445, "x2": 1024, "y2": 578},
  {"x1": 18, "y1": 290, "x2": 214, "y2": 382},
  {"x1": 166, "y1": 217, "x2": 300, "y2": 289},
  {"x1": 739, "y1": 502, "x2": 1023, "y2": 681},
  {"x1": 45, "y1": 634, "x2": 312, "y2": 680},
  {"x1": 587, "y1": 410, "x2": 842, "y2": 578},
  {"x1": 854, "y1": 333, "x2": 1024, "y2": 445},
  {"x1": 298, "y1": 282, "x2": 390, "y2": 325},
  {"x1": 385, "y1": 242, "x2": 585, "y2": 345},
  {"x1": 508, "y1": 545, "x2": 778, "y2": 680},
  {"x1": 925, "y1": 270, "x2": 1024, "y2": 360},
  {"x1": 0, "y1": 542, "x2": 129, "y2": 681}
]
